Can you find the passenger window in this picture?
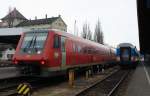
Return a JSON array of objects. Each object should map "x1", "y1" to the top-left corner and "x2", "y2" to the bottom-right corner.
[
  {"x1": 54, "y1": 35, "x2": 60, "y2": 48},
  {"x1": 88, "y1": 47, "x2": 92, "y2": 54},
  {"x1": 83, "y1": 48, "x2": 88, "y2": 54},
  {"x1": 61, "y1": 37, "x2": 66, "y2": 52},
  {"x1": 78, "y1": 46, "x2": 81, "y2": 53},
  {"x1": 73, "y1": 43, "x2": 76, "y2": 52}
]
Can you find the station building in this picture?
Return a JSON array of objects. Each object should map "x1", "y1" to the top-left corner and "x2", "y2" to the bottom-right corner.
[
  {"x1": 0, "y1": 8, "x2": 67, "y2": 61},
  {"x1": 0, "y1": 8, "x2": 67, "y2": 31}
]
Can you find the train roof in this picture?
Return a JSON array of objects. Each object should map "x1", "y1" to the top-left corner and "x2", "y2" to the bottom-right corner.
[
  {"x1": 117, "y1": 43, "x2": 135, "y2": 48},
  {"x1": 51, "y1": 29, "x2": 113, "y2": 50},
  {"x1": 117, "y1": 43, "x2": 140, "y2": 56},
  {"x1": 24, "y1": 29, "x2": 113, "y2": 50}
]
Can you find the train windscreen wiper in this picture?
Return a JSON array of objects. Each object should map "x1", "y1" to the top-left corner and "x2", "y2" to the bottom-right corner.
[
  {"x1": 32, "y1": 35, "x2": 38, "y2": 52},
  {"x1": 23, "y1": 36, "x2": 35, "y2": 52},
  {"x1": 23, "y1": 31, "x2": 37, "y2": 52}
]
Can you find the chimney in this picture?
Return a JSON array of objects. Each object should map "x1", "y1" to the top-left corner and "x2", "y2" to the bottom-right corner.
[
  {"x1": 58, "y1": 15, "x2": 61, "y2": 17},
  {"x1": 14, "y1": 7, "x2": 16, "y2": 10},
  {"x1": 13, "y1": 7, "x2": 17, "y2": 17},
  {"x1": 45, "y1": 14, "x2": 47, "y2": 19},
  {"x1": 35, "y1": 16, "x2": 37, "y2": 20}
]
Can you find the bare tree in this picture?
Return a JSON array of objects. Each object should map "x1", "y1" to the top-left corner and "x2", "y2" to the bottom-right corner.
[
  {"x1": 87, "y1": 25, "x2": 92, "y2": 40},
  {"x1": 100, "y1": 32, "x2": 104, "y2": 44},
  {"x1": 81, "y1": 22, "x2": 92, "y2": 40},
  {"x1": 74, "y1": 20, "x2": 79, "y2": 36},
  {"x1": 94, "y1": 20, "x2": 104, "y2": 44},
  {"x1": 81, "y1": 23, "x2": 88, "y2": 39},
  {"x1": 7, "y1": 7, "x2": 15, "y2": 28}
]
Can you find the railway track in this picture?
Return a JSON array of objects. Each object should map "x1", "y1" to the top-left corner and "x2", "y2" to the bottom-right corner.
[
  {"x1": 0, "y1": 77, "x2": 22, "y2": 96},
  {"x1": 0, "y1": 76, "x2": 66, "y2": 96},
  {"x1": 0, "y1": 76, "x2": 42, "y2": 96},
  {"x1": 0, "y1": 66, "x2": 120, "y2": 96},
  {"x1": 76, "y1": 69, "x2": 130, "y2": 96}
]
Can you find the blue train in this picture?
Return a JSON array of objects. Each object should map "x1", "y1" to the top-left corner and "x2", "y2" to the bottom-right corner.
[{"x1": 116, "y1": 43, "x2": 140, "y2": 68}]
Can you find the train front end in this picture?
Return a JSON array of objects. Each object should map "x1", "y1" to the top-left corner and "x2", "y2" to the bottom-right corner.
[
  {"x1": 120, "y1": 47, "x2": 131, "y2": 64},
  {"x1": 13, "y1": 30, "x2": 50, "y2": 76},
  {"x1": 116, "y1": 43, "x2": 139, "y2": 69}
]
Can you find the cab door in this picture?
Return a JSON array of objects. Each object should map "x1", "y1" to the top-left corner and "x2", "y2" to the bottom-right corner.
[
  {"x1": 53, "y1": 35, "x2": 61, "y2": 67},
  {"x1": 61, "y1": 36, "x2": 66, "y2": 68}
]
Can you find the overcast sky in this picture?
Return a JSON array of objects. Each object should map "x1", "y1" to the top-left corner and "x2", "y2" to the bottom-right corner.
[{"x1": 0, "y1": 0, "x2": 139, "y2": 49}]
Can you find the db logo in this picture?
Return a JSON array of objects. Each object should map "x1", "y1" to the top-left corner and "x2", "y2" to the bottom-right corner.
[{"x1": 54, "y1": 52, "x2": 59, "y2": 59}]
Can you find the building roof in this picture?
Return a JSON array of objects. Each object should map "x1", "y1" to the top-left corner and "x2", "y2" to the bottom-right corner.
[
  {"x1": 1, "y1": 8, "x2": 27, "y2": 20},
  {"x1": 16, "y1": 17, "x2": 59, "y2": 27}
]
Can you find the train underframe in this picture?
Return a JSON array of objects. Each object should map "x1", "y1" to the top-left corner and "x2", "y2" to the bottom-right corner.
[
  {"x1": 16, "y1": 61, "x2": 116, "y2": 77},
  {"x1": 119, "y1": 61, "x2": 138, "y2": 69}
]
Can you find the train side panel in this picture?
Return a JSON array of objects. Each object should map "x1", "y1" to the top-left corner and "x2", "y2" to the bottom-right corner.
[{"x1": 13, "y1": 29, "x2": 117, "y2": 77}]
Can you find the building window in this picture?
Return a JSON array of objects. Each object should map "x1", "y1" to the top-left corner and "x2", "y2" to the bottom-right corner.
[
  {"x1": 58, "y1": 23, "x2": 62, "y2": 26},
  {"x1": 7, "y1": 54, "x2": 13, "y2": 60}
]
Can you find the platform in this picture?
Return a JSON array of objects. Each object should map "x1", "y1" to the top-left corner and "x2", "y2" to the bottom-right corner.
[
  {"x1": 0, "y1": 67, "x2": 20, "y2": 79},
  {"x1": 124, "y1": 62, "x2": 150, "y2": 96}
]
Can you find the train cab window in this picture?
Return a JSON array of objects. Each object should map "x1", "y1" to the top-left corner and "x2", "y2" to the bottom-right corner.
[
  {"x1": 54, "y1": 35, "x2": 60, "y2": 48},
  {"x1": 20, "y1": 32, "x2": 48, "y2": 54}
]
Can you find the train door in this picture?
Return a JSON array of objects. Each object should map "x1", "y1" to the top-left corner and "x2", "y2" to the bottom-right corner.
[
  {"x1": 53, "y1": 35, "x2": 61, "y2": 67},
  {"x1": 120, "y1": 47, "x2": 131, "y2": 61},
  {"x1": 72, "y1": 43, "x2": 76, "y2": 65},
  {"x1": 61, "y1": 36, "x2": 66, "y2": 68}
]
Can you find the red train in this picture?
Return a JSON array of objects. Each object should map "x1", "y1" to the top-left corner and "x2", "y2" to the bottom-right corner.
[{"x1": 12, "y1": 29, "x2": 116, "y2": 77}]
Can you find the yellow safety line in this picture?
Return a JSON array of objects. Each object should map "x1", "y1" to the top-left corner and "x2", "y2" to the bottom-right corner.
[
  {"x1": 18, "y1": 84, "x2": 27, "y2": 94},
  {"x1": 17, "y1": 84, "x2": 23, "y2": 90},
  {"x1": 23, "y1": 88, "x2": 30, "y2": 95}
]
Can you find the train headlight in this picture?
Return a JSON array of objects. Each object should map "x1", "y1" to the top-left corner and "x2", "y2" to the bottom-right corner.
[
  {"x1": 37, "y1": 50, "x2": 41, "y2": 54},
  {"x1": 13, "y1": 58, "x2": 18, "y2": 64},
  {"x1": 40, "y1": 60, "x2": 45, "y2": 65},
  {"x1": 14, "y1": 60, "x2": 18, "y2": 64}
]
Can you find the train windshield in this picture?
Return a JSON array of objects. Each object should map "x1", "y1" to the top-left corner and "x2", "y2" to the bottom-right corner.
[
  {"x1": 20, "y1": 32, "x2": 48, "y2": 54},
  {"x1": 121, "y1": 48, "x2": 130, "y2": 61}
]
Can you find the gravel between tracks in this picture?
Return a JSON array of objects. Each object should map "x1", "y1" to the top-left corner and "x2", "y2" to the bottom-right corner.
[
  {"x1": 77, "y1": 69, "x2": 129, "y2": 96},
  {"x1": 32, "y1": 66, "x2": 119, "y2": 96},
  {"x1": 112, "y1": 70, "x2": 135, "y2": 96}
]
